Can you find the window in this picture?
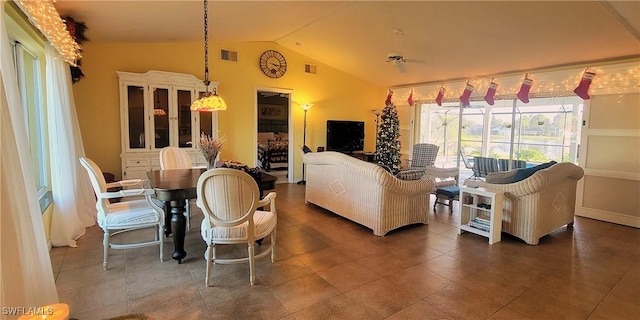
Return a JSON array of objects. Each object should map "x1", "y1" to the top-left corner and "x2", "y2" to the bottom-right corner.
[
  {"x1": 11, "y1": 39, "x2": 50, "y2": 211},
  {"x1": 418, "y1": 96, "x2": 583, "y2": 168}
]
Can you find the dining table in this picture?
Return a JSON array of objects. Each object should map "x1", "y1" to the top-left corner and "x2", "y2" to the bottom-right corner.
[
  {"x1": 147, "y1": 168, "x2": 205, "y2": 263},
  {"x1": 146, "y1": 168, "x2": 278, "y2": 263}
]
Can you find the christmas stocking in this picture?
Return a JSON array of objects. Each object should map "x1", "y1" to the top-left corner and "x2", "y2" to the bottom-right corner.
[
  {"x1": 484, "y1": 81, "x2": 498, "y2": 105},
  {"x1": 574, "y1": 71, "x2": 596, "y2": 100},
  {"x1": 385, "y1": 89, "x2": 393, "y2": 105},
  {"x1": 459, "y1": 83, "x2": 474, "y2": 106},
  {"x1": 407, "y1": 90, "x2": 414, "y2": 106},
  {"x1": 436, "y1": 87, "x2": 446, "y2": 106},
  {"x1": 517, "y1": 77, "x2": 533, "y2": 103}
]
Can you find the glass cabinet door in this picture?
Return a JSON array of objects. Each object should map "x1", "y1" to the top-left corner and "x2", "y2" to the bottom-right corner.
[
  {"x1": 126, "y1": 85, "x2": 146, "y2": 149},
  {"x1": 152, "y1": 87, "x2": 170, "y2": 149},
  {"x1": 176, "y1": 89, "x2": 193, "y2": 148}
]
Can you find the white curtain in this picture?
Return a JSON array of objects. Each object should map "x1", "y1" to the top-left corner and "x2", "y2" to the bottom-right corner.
[
  {"x1": 0, "y1": 6, "x2": 58, "y2": 312},
  {"x1": 46, "y1": 44, "x2": 95, "y2": 247}
]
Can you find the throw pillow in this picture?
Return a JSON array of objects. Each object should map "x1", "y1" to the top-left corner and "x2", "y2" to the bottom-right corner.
[
  {"x1": 396, "y1": 169, "x2": 425, "y2": 180},
  {"x1": 511, "y1": 161, "x2": 557, "y2": 183}
]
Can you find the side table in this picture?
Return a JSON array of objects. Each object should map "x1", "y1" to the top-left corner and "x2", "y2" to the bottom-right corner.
[{"x1": 458, "y1": 186, "x2": 504, "y2": 244}]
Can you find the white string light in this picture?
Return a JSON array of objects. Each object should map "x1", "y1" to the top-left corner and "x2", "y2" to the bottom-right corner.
[
  {"x1": 17, "y1": 0, "x2": 81, "y2": 66},
  {"x1": 395, "y1": 62, "x2": 640, "y2": 103}
]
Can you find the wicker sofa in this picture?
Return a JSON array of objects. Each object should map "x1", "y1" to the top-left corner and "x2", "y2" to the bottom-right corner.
[
  {"x1": 303, "y1": 151, "x2": 435, "y2": 236},
  {"x1": 464, "y1": 162, "x2": 584, "y2": 245}
]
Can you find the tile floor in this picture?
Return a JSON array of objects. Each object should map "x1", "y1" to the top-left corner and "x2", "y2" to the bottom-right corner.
[{"x1": 50, "y1": 183, "x2": 640, "y2": 320}]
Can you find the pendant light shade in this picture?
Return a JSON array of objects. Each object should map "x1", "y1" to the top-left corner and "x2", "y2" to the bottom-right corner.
[
  {"x1": 191, "y1": 0, "x2": 227, "y2": 112},
  {"x1": 191, "y1": 90, "x2": 227, "y2": 112}
]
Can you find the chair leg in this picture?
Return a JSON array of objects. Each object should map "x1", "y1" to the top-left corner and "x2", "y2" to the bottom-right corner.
[
  {"x1": 248, "y1": 243, "x2": 256, "y2": 285},
  {"x1": 103, "y1": 231, "x2": 110, "y2": 270},
  {"x1": 158, "y1": 225, "x2": 164, "y2": 262},
  {"x1": 270, "y1": 230, "x2": 276, "y2": 263},
  {"x1": 205, "y1": 243, "x2": 213, "y2": 286}
]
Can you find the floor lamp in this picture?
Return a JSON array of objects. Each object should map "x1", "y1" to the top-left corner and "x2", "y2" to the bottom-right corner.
[{"x1": 297, "y1": 104, "x2": 313, "y2": 185}]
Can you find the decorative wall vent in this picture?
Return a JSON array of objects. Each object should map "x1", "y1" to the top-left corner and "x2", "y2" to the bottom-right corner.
[
  {"x1": 305, "y1": 64, "x2": 317, "y2": 74},
  {"x1": 220, "y1": 49, "x2": 238, "y2": 62}
]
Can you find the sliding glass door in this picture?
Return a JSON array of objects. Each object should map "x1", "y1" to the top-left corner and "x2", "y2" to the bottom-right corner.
[{"x1": 418, "y1": 96, "x2": 583, "y2": 168}]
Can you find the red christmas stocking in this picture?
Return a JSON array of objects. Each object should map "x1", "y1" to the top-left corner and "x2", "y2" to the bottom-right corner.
[
  {"x1": 574, "y1": 71, "x2": 596, "y2": 100},
  {"x1": 484, "y1": 81, "x2": 498, "y2": 105},
  {"x1": 436, "y1": 87, "x2": 446, "y2": 106},
  {"x1": 385, "y1": 89, "x2": 393, "y2": 105},
  {"x1": 517, "y1": 77, "x2": 533, "y2": 103},
  {"x1": 459, "y1": 83, "x2": 474, "y2": 106}
]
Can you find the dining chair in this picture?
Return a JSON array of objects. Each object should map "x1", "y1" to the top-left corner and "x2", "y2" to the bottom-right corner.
[
  {"x1": 79, "y1": 157, "x2": 164, "y2": 270},
  {"x1": 196, "y1": 168, "x2": 277, "y2": 286},
  {"x1": 159, "y1": 147, "x2": 194, "y2": 229}
]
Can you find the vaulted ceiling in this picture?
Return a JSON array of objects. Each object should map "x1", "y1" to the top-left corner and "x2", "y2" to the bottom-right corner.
[{"x1": 53, "y1": 0, "x2": 640, "y2": 88}]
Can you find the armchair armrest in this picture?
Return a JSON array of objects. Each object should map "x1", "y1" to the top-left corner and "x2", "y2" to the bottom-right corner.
[
  {"x1": 106, "y1": 179, "x2": 144, "y2": 189},
  {"x1": 258, "y1": 192, "x2": 277, "y2": 212},
  {"x1": 99, "y1": 188, "x2": 155, "y2": 199}
]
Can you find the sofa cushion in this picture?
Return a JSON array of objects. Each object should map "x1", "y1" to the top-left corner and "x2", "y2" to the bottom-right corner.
[{"x1": 511, "y1": 161, "x2": 557, "y2": 183}]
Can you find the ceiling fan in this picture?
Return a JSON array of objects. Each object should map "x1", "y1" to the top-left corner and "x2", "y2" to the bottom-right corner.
[{"x1": 386, "y1": 29, "x2": 411, "y2": 72}]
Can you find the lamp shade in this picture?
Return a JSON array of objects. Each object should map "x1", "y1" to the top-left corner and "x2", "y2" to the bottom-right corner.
[
  {"x1": 190, "y1": 91, "x2": 227, "y2": 112},
  {"x1": 301, "y1": 104, "x2": 313, "y2": 111}
]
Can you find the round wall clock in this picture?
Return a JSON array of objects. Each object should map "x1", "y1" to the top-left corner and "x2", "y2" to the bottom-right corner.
[{"x1": 259, "y1": 50, "x2": 287, "y2": 78}]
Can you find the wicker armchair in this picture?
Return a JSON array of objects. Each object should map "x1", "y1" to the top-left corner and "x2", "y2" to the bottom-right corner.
[{"x1": 464, "y1": 162, "x2": 584, "y2": 245}]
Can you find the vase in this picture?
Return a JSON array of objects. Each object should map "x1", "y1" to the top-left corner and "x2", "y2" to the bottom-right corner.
[{"x1": 207, "y1": 159, "x2": 216, "y2": 170}]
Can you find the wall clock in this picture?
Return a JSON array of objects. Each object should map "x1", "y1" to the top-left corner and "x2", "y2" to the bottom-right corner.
[{"x1": 259, "y1": 50, "x2": 287, "y2": 78}]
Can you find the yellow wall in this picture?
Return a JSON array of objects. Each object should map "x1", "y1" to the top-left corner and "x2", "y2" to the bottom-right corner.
[{"x1": 74, "y1": 41, "x2": 384, "y2": 180}]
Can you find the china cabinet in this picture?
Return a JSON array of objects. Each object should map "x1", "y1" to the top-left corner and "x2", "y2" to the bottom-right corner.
[{"x1": 118, "y1": 70, "x2": 219, "y2": 180}]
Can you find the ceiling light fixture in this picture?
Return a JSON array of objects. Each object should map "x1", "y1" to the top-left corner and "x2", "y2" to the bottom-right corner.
[{"x1": 191, "y1": 0, "x2": 227, "y2": 112}]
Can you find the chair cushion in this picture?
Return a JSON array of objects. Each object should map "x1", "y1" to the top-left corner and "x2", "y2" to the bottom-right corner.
[
  {"x1": 511, "y1": 161, "x2": 557, "y2": 183},
  {"x1": 436, "y1": 186, "x2": 460, "y2": 198},
  {"x1": 201, "y1": 210, "x2": 277, "y2": 241},
  {"x1": 102, "y1": 200, "x2": 161, "y2": 228},
  {"x1": 396, "y1": 169, "x2": 425, "y2": 180}
]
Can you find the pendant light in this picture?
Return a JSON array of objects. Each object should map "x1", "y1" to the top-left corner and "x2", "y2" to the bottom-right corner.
[{"x1": 191, "y1": 0, "x2": 227, "y2": 112}]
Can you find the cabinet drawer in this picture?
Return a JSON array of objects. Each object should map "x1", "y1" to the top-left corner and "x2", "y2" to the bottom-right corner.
[{"x1": 126, "y1": 158, "x2": 151, "y2": 167}]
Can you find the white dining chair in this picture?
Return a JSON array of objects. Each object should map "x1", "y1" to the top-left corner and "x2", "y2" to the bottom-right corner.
[
  {"x1": 197, "y1": 168, "x2": 277, "y2": 286},
  {"x1": 79, "y1": 157, "x2": 165, "y2": 270}
]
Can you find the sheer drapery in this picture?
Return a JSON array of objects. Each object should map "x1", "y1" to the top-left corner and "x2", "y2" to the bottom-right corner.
[
  {"x1": 0, "y1": 7, "x2": 58, "y2": 311},
  {"x1": 46, "y1": 44, "x2": 95, "y2": 247}
]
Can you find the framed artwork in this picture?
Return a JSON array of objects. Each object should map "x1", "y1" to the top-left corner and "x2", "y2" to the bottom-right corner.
[{"x1": 258, "y1": 104, "x2": 287, "y2": 120}]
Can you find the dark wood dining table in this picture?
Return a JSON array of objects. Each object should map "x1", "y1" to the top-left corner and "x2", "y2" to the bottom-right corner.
[
  {"x1": 146, "y1": 168, "x2": 278, "y2": 263},
  {"x1": 147, "y1": 168, "x2": 205, "y2": 263}
]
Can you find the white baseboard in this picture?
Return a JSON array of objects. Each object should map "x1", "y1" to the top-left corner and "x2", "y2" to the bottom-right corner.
[{"x1": 576, "y1": 207, "x2": 640, "y2": 228}]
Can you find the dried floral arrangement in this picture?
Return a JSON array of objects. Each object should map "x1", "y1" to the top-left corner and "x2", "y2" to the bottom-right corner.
[{"x1": 198, "y1": 133, "x2": 225, "y2": 169}]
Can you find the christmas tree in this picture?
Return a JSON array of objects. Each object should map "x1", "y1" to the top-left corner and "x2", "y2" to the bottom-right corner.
[{"x1": 375, "y1": 102, "x2": 401, "y2": 173}]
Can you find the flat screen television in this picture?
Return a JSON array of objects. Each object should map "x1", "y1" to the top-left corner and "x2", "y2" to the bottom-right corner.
[{"x1": 326, "y1": 120, "x2": 365, "y2": 153}]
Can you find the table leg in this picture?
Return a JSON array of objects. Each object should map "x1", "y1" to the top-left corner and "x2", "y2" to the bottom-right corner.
[
  {"x1": 164, "y1": 202, "x2": 172, "y2": 237},
  {"x1": 170, "y1": 199, "x2": 187, "y2": 263}
]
